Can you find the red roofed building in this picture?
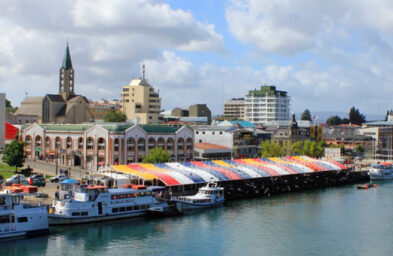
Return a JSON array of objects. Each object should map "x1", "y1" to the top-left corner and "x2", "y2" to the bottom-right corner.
[{"x1": 194, "y1": 142, "x2": 233, "y2": 161}]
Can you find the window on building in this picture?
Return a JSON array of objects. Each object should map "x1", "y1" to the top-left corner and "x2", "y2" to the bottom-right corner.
[
  {"x1": 87, "y1": 137, "x2": 94, "y2": 150},
  {"x1": 114, "y1": 138, "x2": 119, "y2": 152},
  {"x1": 66, "y1": 137, "x2": 72, "y2": 149},
  {"x1": 78, "y1": 138, "x2": 83, "y2": 150},
  {"x1": 127, "y1": 138, "x2": 135, "y2": 152},
  {"x1": 97, "y1": 138, "x2": 105, "y2": 150}
]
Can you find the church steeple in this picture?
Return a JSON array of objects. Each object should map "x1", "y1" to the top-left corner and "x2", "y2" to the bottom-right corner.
[
  {"x1": 59, "y1": 43, "x2": 75, "y2": 100},
  {"x1": 62, "y1": 43, "x2": 73, "y2": 70}
]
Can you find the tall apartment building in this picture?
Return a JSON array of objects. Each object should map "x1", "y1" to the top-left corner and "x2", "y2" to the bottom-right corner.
[
  {"x1": 224, "y1": 98, "x2": 245, "y2": 119},
  {"x1": 245, "y1": 85, "x2": 290, "y2": 124},
  {"x1": 121, "y1": 68, "x2": 162, "y2": 124}
]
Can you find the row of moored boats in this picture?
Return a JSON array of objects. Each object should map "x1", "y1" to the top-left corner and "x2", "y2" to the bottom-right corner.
[{"x1": 0, "y1": 180, "x2": 224, "y2": 239}]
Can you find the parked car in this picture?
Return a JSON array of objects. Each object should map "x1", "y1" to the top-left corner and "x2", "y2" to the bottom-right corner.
[
  {"x1": 50, "y1": 174, "x2": 69, "y2": 183},
  {"x1": 6, "y1": 174, "x2": 26, "y2": 184},
  {"x1": 25, "y1": 174, "x2": 46, "y2": 187}
]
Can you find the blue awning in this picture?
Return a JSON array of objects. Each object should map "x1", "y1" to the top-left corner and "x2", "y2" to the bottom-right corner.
[{"x1": 61, "y1": 178, "x2": 79, "y2": 184}]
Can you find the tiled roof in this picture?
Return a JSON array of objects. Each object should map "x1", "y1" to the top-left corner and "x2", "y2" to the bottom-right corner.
[
  {"x1": 229, "y1": 120, "x2": 255, "y2": 128},
  {"x1": 139, "y1": 124, "x2": 182, "y2": 134},
  {"x1": 46, "y1": 94, "x2": 65, "y2": 102},
  {"x1": 39, "y1": 124, "x2": 93, "y2": 131},
  {"x1": 101, "y1": 123, "x2": 132, "y2": 132}
]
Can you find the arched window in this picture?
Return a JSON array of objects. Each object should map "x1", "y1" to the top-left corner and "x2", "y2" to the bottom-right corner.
[
  {"x1": 167, "y1": 138, "x2": 174, "y2": 150},
  {"x1": 35, "y1": 136, "x2": 42, "y2": 157},
  {"x1": 148, "y1": 138, "x2": 156, "y2": 150},
  {"x1": 186, "y1": 138, "x2": 193, "y2": 150},
  {"x1": 97, "y1": 138, "x2": 105, "y2": 150},
  {"x1": 157, "y1": 137, "x2": 165, "y2": 149},
  {"x1": 45, "y1": 137, "x2": 50, "y2": 149},
  {"x1": 114, "y1": 138, "x2": 119, "y2": 152},
  {"x1": 87, "y1": 137, "x2": 94, "y2": 150},
  {"x1": 25, "y1": 136, "x2": 32, "y2": 146},
  {"x1": 55, "y1": 137, "x2": 61, "y2": 150},
  {"x1": 127, "y1": 138, "x2": 135, "y2": 152},
  {"x1": 177, "y1": 138, "x2": 184, "y2": 152},
  {"x1": 66, "y1": 137, "x2": 72, "y2": 149},
  {"x1": 137, "y1": 138, "x2": 145, "y2": 152},
  {"x1": 78, "y1": 137, "x2": 84, "y2": 150}
]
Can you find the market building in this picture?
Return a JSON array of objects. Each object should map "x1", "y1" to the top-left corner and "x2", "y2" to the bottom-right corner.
[{"x1": 22, "y1": 123, "x2": 194, "y2": 171}]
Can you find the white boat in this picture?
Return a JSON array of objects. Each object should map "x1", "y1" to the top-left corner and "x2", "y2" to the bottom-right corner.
[
  {"x1": 0, "y1": 191, "x2": 49, "y2": 239},
  {"x1": 48, "y1": 184, "x2": 167, "y2": 225},
  {"x1": 172, "y1": 181, "x2": 225, "y2": 211},
  {"x1": 369, "y1": 163, "x2": 393, "y2": 180}
]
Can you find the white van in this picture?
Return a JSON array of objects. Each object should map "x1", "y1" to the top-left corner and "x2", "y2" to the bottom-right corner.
[{"x1": 6, "y1": 174, "x2": 26, "y2": 184}]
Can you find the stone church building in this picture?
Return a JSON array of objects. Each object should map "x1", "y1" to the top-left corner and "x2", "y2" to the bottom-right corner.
[{"x1": 16, "y1": 44, "x2": 92, "y2": 124}]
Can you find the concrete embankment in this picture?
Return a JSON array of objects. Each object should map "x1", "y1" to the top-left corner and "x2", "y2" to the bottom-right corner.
[{"x1": 168, "y1": 170, "x2": 369, "y2": 200}]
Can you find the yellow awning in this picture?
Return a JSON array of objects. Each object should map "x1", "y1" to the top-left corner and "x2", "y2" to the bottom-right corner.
[{"x1": 112, "y1": 165, "x2": 157, "y2": 180}]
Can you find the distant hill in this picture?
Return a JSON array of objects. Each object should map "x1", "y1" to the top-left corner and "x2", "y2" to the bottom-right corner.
[{"x1": 296, "y1": 111, "x2": 384, "y2": 123}]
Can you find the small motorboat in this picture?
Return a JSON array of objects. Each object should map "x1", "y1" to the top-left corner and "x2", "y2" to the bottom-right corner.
[
  {"x1": 369, "y1": 163, "x2": 393, "y2": 180},
  {"x1": 357, "y1": 184, "x2": 377, "y2": 189},
  {"x1": 171, "y1": 180, "x2": 225, "y2": 212}
]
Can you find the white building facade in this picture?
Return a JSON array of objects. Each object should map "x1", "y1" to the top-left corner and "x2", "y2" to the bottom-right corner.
[
  {"x1": 22, "y1": 123, "x2": 194, "y2": 171},
  {"x1": 245, "y1": 85, "x2": 290, "y2": 124}
]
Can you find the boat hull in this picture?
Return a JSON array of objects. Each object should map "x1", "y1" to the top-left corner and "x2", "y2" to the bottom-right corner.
[
  {"x1": 48, "y1": 211, "x2": 146, "y2": 225},
  {"x1": 370, "y1": 173, "x2": 393, "y2": 180},
  {"x1": 174, "y1": 199, "x2": 225, "y2": 211},
  {"x1": 0, "y1": 229, "x2": 49, "y2": 240}
]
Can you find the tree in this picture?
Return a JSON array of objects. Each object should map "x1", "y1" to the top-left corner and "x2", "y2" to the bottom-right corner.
[
  {"x1": 143, "y1": 147, "x2": 171, "y2": 163},
  {"x1": 291, "y1": 141, "x2": 304, "y2": 155},
  {"x1": 326, "y1": 115, "x2": 342, "y2": 126},
  {"x1": 103, "y1": 110, "x2": 127, "y2": 122},
  {"x1": 260, "y1": 140, "x2": 285, "y2": 157},
  {"x1": 355, "y1": 144, "x2": 365, "y2": 154},
  {"x1": 6, "y1": 99, "x2": 18, "y2": 113},
  {"x1": 348, "y1": 106, "x2": 366, "y2": 125},
  {"x1": 341, "y1": 118, "x2": 350, "y2": 124},
  {"x1": 302, "y1": 140, "x2": 325, "y2": 158},
  {"x1": 301, "y1": 109, "x2": 312, "y2": 121},
  {"x1": 2, "y1": 137, "x2": 26, "y2": 172}
]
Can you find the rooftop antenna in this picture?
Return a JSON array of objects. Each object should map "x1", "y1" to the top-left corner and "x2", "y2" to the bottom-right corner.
[{"x1": 142, "y1": 64, "x2": 145, "y2": 80}]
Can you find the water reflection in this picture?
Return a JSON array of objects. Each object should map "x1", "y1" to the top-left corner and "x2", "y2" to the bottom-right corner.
[{"x1": 1, "y1": 182, "x2": 393, "y2": 256}]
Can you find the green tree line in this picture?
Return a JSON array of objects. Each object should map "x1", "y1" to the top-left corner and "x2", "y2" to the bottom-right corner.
[{"x1": 260, "y1": 140, "x2": 327, "y2": 158}]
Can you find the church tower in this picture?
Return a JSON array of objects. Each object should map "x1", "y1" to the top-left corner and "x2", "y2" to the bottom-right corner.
[{"x1": 59, "y1": 43, "x2": 75, "y2": 100}]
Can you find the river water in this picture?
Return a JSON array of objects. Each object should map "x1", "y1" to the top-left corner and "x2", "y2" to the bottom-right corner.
[{"x1": 1, "y1": 181, "x2": 393, "y2": 256}]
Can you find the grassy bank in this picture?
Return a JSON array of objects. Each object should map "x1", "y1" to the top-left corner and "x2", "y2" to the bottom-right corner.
[{"x1": 0, "y1": 163, "x2": 16, "y2": 179}]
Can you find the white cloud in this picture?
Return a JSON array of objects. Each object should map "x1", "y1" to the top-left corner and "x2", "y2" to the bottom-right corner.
[
  {"x1": 0, "y1": 0, "x2": 223, "y2": 106},
  {"x1": 226, "y1": 0, "x2": 393, "y2": 54}
]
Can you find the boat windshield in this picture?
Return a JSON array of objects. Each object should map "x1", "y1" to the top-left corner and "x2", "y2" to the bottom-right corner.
[{"x1": 372, "y1": 163, "x2": 392, "y2": 169}]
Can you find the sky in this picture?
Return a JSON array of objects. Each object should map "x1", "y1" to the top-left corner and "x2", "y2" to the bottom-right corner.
[{"x1": 1, "y1": 0, "x2": 393, "y2": 118}]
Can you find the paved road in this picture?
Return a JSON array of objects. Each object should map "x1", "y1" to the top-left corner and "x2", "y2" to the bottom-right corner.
[{"x1": 24, "y1": 158, "x2": 89, "y2": 180}]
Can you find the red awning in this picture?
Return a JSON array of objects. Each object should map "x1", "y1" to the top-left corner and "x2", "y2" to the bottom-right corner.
[
  {"x1": 5, "y1": 122, "x2": 19, "y2": 140},
  {"x1": 98, "y1": 162, "x2": 105, "y2": 166}
]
